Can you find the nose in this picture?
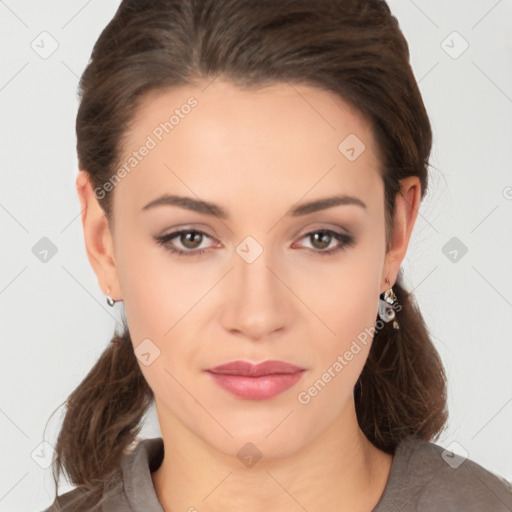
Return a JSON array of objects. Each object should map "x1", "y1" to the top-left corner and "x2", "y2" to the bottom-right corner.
[{"x1": 220, "y1": 244, "x2": 292, "y2": 342}]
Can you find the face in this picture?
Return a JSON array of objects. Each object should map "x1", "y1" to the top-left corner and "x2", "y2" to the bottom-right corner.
[{"x1": 104, "y1": 79, "x2": 393, "y2": 459}]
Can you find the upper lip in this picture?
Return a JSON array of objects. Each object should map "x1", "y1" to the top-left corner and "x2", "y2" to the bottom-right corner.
[{"x1": 206, "y1": 360, "x2": 305, "y2": 377}]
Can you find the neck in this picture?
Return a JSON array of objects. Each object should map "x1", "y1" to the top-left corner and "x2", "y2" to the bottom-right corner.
[{"x1": 151, "y1": 398, "x2": 393, "y2": 512}]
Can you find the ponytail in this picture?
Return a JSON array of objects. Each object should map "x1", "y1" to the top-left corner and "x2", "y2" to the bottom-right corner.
[
  {"x1": 355, "y1": 269, "x2": 449, "y2": 453},
  {"x1": 46, "y1": 325, "x2": 153, "y2": 510}
]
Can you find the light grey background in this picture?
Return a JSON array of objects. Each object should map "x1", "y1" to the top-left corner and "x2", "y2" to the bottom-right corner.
[{"x1": 1, "y1": 1, "x2": 511, "y2": 510}]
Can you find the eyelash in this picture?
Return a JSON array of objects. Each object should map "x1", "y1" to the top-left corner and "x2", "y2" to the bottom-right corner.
[{"x1": 154, "y1": 228, "x2": 355, "y2": 257}]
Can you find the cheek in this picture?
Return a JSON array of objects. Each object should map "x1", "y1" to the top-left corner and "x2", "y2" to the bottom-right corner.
[
  {"x1": 315, "y1": 241, "x2": 381, "y2": 333},
  {"x1": 301, "y1": 239, "x2": 382, "y2": 385},
  {"x1": 115, "y1": 228, "x2": 202, "y2": 338},
  {"x1": 114, "y1": 233, "x2": 212, "y2": 389},
  {"x1": 320, "y1": 284, "x2": 378, "y2": 370},
  {"x1": 295, "y1": 279, "x2": 378, "y2": 418}
]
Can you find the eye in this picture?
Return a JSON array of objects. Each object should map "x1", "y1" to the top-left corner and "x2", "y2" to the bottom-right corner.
[
  {"x1": 154, "y1": 228, "x2": 355, "y2": 257},
  {"x1": 154, "y1": 229, "x2": 215, "y2": 257},
  {"x1": 294, "y1": 229, "x2": 355, "y2": 256}
]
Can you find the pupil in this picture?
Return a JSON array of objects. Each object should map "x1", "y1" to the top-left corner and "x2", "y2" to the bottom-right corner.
[
  {"x1": 183, "y1": 232, "x2": 201, "y2": 248},
  {"x1": 313, "y1": 232, "x2": 330, "y2": 249}
]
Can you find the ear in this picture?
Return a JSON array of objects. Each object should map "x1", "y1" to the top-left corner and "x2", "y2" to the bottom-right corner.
[
  {"x1": 76, "y1": 170, "x2": 122, "y2": 301},
  {"x1": 380, "y1": 176, "x2": 422, "y2": 293}
]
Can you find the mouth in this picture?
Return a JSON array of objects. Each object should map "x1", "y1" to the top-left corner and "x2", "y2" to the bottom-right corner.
[
  {"x1": 207, "y1": 359, "x2": 306, "y2": 376},
  {"x1": 205, "y1": 360, "x2": 306, "y2": 400}
]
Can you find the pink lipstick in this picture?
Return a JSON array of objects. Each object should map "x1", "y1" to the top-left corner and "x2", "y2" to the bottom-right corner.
[{"x1": 205, "y1": 360, "x2": 306, "y2": 400}]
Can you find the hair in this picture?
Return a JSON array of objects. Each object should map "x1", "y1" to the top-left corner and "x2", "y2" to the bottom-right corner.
[{"x1": 45, "y1": 0, "x2": 448, "y2": 509}]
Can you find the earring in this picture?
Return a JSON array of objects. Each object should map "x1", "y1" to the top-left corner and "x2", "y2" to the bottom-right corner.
[
  {"x1": 378, "y1": 277, "x2": 400, "y2": 329},
  {"x1": 106, "y1": 287, "x2": 116, "y2": 307}
]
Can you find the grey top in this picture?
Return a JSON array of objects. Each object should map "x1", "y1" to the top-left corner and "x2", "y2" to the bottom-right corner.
[{"x1": 43, "y1": 435, "x2": 512, "y2": 511}]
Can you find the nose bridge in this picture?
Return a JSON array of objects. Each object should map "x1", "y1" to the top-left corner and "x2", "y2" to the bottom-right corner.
[
  {"x1": 237, "y1": 232, "x2": 281, "y2": 302},
  {"x1": 223, "y1": 233, "x2": 288, "y2": 338}
]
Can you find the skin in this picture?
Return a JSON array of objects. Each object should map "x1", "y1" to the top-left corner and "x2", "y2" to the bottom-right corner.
[{"x1": 76, "y1": 78, "x2": 421, "y2": 512}]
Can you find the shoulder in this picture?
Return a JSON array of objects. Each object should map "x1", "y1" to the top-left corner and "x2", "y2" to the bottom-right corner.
[
  {"x1": 41, "y1": 438, "x2": 164, "y2": 512},
  {"x1": 375, "y1": 435, "x2": 512, "y2": 512},
  {"x1": 42, "y1": 486, "x2": 99, "y2": 511},
  {"x1": 42, "y1": 479, "x2": 131, "y2": 512}
]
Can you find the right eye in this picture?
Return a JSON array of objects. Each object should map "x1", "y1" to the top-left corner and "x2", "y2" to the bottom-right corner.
[{"x1": 154, "y1": 229, "x2": 217, "y2": 257}]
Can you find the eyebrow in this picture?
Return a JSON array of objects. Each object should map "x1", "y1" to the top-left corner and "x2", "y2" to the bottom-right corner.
[{"x1": 141, "y1": 193, "x2": 367, "y2": 218}]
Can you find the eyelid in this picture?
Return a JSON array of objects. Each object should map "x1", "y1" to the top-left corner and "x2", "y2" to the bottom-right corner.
[{"x1": 159, "y1": 228, "x2": 218, "y2": 248}]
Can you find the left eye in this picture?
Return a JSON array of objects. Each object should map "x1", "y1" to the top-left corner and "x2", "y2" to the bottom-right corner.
[
  {"x1": 154, "y1": 228, "x2": 355, "y2": 257},
  {"x1": 297, "y1": 230, "x2": 355, "y2": 255}
]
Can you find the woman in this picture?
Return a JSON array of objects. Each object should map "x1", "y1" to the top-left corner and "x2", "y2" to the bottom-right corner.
[{"x1": 43, "y1": 0, "x2": 512, "y2": 510}]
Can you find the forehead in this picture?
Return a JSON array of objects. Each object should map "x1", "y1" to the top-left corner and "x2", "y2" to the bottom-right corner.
[{"x1": 113, "y1": 79, "x2": 383, "y2": 215}]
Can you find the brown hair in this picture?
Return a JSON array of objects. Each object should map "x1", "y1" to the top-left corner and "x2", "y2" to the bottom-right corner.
[{"x1": 45, "y1": 0, "x2": 448, "y2": 508}]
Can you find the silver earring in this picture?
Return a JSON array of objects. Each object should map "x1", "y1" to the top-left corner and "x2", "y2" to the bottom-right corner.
[
  {"x1": 378, "y1": 278, "x2": 400, "y2": 329},
  {"x1": 106, "y1": 287, "x2": 116, "y2": 307}
]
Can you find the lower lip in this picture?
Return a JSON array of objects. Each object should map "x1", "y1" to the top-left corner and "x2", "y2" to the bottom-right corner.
[{"x1": 206, "y1": 371, "x2": 305, "y2": 400}]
